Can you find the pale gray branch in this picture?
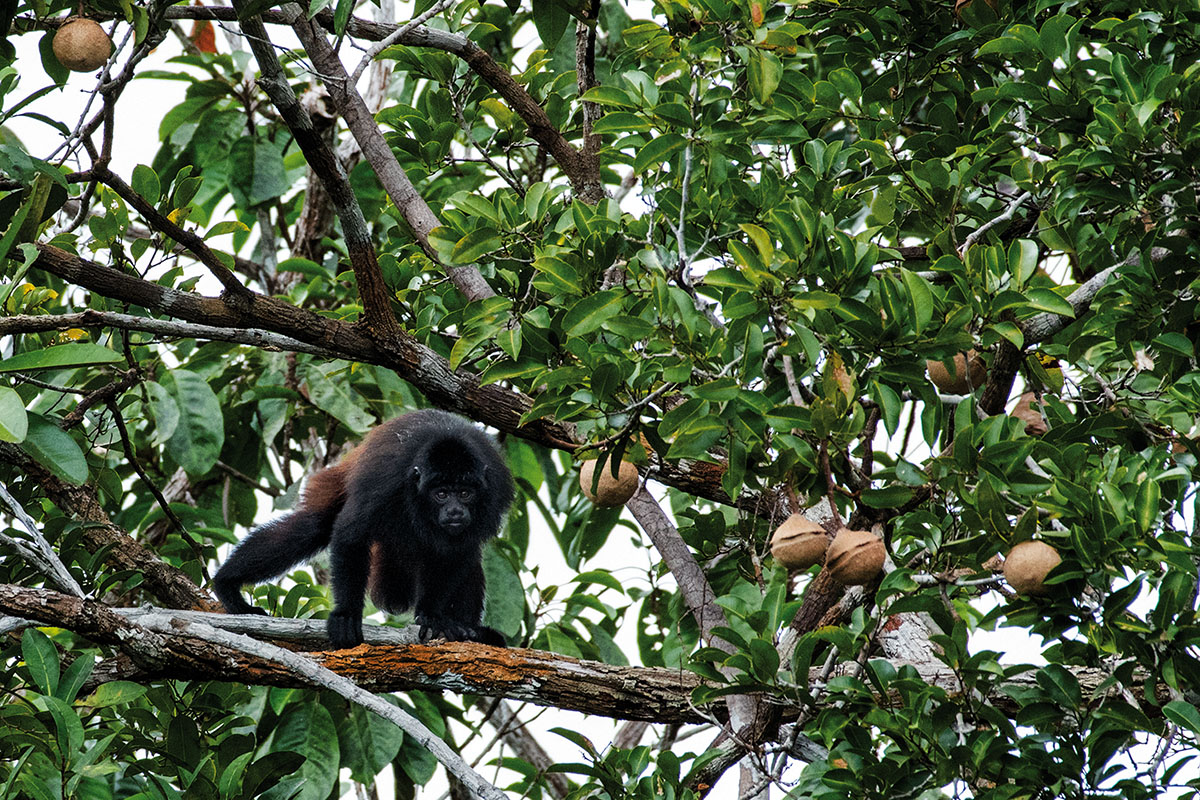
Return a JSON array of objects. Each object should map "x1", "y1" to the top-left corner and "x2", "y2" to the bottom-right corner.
[
  {"x1": 134, "y1": 612, "x2": 508, "y2": 800},
  {"x1": 0, "y1": 481, "x2": 85, "y2": 596},
  {"x1": 0, "y1": 312, "x2": 339, "y2": 357}
]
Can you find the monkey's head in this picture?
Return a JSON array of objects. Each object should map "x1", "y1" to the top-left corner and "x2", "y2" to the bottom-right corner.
[{"x1": 412, "y1": 437, "x2": 491, "y2": 536}]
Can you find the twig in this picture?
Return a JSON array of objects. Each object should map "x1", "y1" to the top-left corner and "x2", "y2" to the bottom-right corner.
[
  {"x1": 103, "y1": 400, "x2": 199, "y2": 563},
  {"x1": 958, "y1": 191, "x2": 1033, "y2": 256},
  {"x1": 347, "y1": 0, "x2": 450, "y2": 86},
  {"x1": 818, "y1": 441, "x2": 844, "y2": 529},
  {"x1": 0, "y1": 482, "x2": 85, "y2": 596},
  {"x1": 0, "y1": 311, "x2": 341, "y2": 358},
  {"x1": 131, "y1": 612, "x2": 508, "y2": 800}
]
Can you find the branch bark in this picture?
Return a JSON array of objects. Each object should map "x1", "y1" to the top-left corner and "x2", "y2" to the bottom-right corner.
[
  {"x1": 0, "y1": 587, "x2": 1175, "y2": 727},
  {"x1": 230, "y1": 1, "x2": 400, "y2": 338},
  {"x1": 0, "y1": 444, "x2": 211, "y2": 610},
  {"x1": 278, "y1": 3, "x2": 498, "y2": 303},
  {"x1": 27, "y1": 243, "x2": 755, "y2": 512}
]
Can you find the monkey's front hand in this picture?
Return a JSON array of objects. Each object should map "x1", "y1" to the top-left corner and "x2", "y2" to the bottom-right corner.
[{"x1": 327, "y1": 609, "x2": 364, "y2": 649}]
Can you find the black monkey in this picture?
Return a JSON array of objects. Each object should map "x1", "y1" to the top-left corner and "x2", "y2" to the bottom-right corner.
[{"x1": 212, "y1": 409, "x2": 514, "y2": 649}]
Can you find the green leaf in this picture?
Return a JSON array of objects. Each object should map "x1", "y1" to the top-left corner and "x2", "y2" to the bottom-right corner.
[
  {"x1": 530, "y1": 0, "x2": 570, "y2": 49},
  {"x1": 977, "y1": 37, "x2": 1026, "y2": 56},
  {"x1": 1023, "y1": 288, "x2": 1075, "y2": 318},
  {"x1": 450, "y1": 228, "x2": 504, "y2": 264},
  {"x1": 592, "y1": 111, "x2": 653, "y2": 134},
  {"x1": 302, "y1": 363, "x2": 374, "y2": 434},
  {"x1": 580, "y1": 86, "x2": 637, "y2": 107},
  {"x1": 0, "y1": 343, "x2": 122, "y2": 372},
  {"x1": 747, "y1": 49, "x2": 783, "y2": 104},
  {"x1": 482, "y1": 543, "x2": 524, "y2": 638},
  {"x1": 208, "y1": 220, "x2": 250, "y2": 237},
  {"x1": 131, "y1": 164, "x2": 161, "y2": 204},
  {"x1": 1164, "y1": 700, "x2": 1200, "y2": 735},
  {"x1": 21, "y1": 628, "x2": 59, "y2": 695},
  {"x1": 162, "y1": 370, "x2": 225, "y2": 476},
  {"x1": 563, "y1": 290, "x2": 625, "y2": 336},
  {"x1": 1036, "y1": 663, "x2": 1081, "y2": 707},
  {"x1": 145, "y1": 381, "x2": 180, "y2": 445},
  {"x1": 0, "y1": 386, "x2": 29, "y2": 442},
  {"x1": 226, "y1": 137, "x2": 288, "y2": 208},
  {"x1": 23, "y1": 414, "x2": 87, "y2": 484},
  {"x1": 1110, "y1": 53, "x2": 1138, "y2": 102},
  {"x1": 633, "y1": 133, "x2": 687, "y2": 174},
  {"x1": 266, "y1": 704, "x2": 339, "y2": 800},
  {"x1": 1007, "y1": 239, "x2": 1039, "y2": 286},
  {"x1": 1135, "y1": 478, "x2": 1159, "y2": 535},
  {"x1": 860, "y1": 485, "x2": 915, "y2": 508},
  {"x1": 338, "y1": 703, "x2": 404, "y2": 784},
  {"x1": 900, "y1": 268, "x2": 933, "y2": 335},
  {"x1": 532, "y1": 255, "x2": 583, "y2": 295},
  {"x1": 81, "y1": 681, "x2": 148, "y2": 708}
]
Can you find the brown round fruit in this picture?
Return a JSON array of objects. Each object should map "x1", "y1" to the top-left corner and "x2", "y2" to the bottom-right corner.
[
  {"x1": 579, "y1": 459, "x2": 639, "y2": 507},
  {"x1": 1010, "y1": 392, "x2": 1048, "y2": 436},
  {"x1": 926, "y1": 350, "x2": 987, "y2": 394},
  {"x1": 770, "y1": 514, "x2": 829, "y2": 570},
  {"x1": 1003, "y1": 540, "x2": 1061, "y2": 596},
  {"x1": 53, "y1": 18, "x2": 111, "y2": 72},
  {"x1": 825, "y1": 527, "x2": 886, "y2": 585}
]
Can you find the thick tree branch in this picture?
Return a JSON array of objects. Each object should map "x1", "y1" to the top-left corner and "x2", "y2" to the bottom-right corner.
[
  {"x1": 134, "y1": 611, "x2": 509, "y2": 800},
  {"x1": 230, "y1": 3, "x2": 400, "y2": 338},
  {"x1": 275, "y1": 3, "x2": 498, "y2": 303},
  {"x1": 0, "y1": 588, "x2": 1175, "y2": 727}
]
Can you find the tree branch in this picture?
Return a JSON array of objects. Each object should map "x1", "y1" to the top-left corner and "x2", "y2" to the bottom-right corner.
[
  {"x1": 230, "y1": 2, "x2": 400, "y2": 338},
  {"x1": 0, "y1": 587, "x2": 1175, "y2": 727},
  {"x1": 0, "y1": 311, "x2": 340, "y2": 357},
  {"x1": 0, "y1": 443, "x2": 211, "y2": 610},
  {"x1": 275, "y1": 3, "x2": 498, "y2": 303}
]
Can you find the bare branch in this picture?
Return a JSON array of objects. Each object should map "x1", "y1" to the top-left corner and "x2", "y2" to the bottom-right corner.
[
  {"x1": 0, "y1": 482, "x2": 85, "y2": 595},
  {"x1": 958, "y1": 191, "x2": 1033, "y2": 256},
  {"x1": 348, "y1": 0, "x2": 450, "y2": 86},
  {"x1": 230, "y1": 2, "x2": 400, "y2": 337},
  {"x1": 135, "y1": 612, "x2": 509, "y2": 800},
  {"x1": 0, "y1": 310, "x2": 343, "y2": 357}
]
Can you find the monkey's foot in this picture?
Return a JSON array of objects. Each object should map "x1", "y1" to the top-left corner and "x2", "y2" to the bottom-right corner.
[
  {"x1": 416, "y1": 616, "x2": 506, "y2": 647},
  {"x1": 326, "y1": 609, "x2": 364, "y2": 649}
]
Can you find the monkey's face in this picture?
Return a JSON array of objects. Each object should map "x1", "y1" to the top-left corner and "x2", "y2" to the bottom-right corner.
[{"x1": 427, "y1": 485, "x2": 477, "y2": 534}]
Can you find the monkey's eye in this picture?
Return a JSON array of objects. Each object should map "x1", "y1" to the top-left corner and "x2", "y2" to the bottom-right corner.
[
  {"x1": 458, "y1": 489, "x2": 474, "y2": 502},
  {"x1": 433, "y1": 489, "x2": 450, "y2": 502}
]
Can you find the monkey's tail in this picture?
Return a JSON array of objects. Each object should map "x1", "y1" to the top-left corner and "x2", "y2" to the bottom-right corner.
[{"x1": 212, "y1": 509, "x2": 336, "y2": 613}]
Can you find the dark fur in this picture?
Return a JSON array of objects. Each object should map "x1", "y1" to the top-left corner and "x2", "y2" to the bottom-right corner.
[{"x1": 212, "y1": 410, "x2": 514, "y2": 648}]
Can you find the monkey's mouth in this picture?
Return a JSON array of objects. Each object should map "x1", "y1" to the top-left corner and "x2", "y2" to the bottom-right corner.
[{"x1": 440, "y1": 520, "x2": 469, "y2": 534}]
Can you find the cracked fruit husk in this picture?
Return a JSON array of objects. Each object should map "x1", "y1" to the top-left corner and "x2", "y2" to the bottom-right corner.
[
  {"x1": 770, "y1": 514, "x2": 829, "y2": 570},
  {"x1": 826, "y1": 528, "x2": 886, "y2": 585}
]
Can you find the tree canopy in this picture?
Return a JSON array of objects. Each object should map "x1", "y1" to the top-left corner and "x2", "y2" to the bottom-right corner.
[{"x1": 2, "y1": 0, "x2": 1200, "y2": 797}]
